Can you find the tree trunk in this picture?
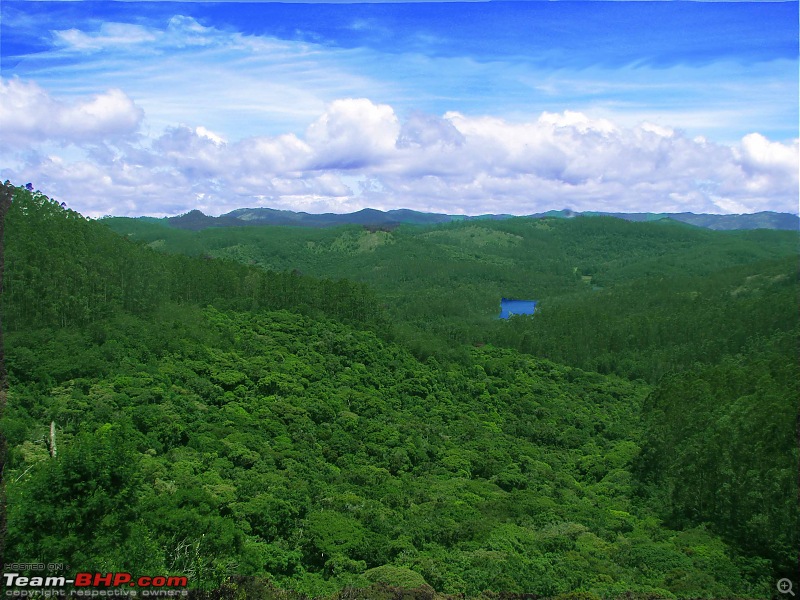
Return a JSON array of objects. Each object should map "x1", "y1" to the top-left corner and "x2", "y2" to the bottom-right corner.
[{"x1": 50, "y1": 421, "x2": 57, "y2": 458}]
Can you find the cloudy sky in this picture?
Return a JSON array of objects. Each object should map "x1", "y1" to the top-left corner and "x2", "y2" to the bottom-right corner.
[{"x1": 0, "y1": 0, "x2": 797, "y2": 217}]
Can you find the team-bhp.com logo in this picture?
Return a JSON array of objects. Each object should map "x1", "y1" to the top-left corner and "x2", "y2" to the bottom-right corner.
[{"x1": 3, "y1": 571, "x2": 188, "y2": 597}]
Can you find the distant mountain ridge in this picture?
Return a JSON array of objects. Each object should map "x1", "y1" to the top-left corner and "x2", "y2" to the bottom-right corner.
[{"x1": 163, "y1": 207, "x2": 799, "y2": 231}]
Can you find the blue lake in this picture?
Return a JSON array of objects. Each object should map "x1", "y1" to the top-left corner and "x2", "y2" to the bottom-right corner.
[{"x1": 499, "y1": 298, "x2": 537, "y2": 319}]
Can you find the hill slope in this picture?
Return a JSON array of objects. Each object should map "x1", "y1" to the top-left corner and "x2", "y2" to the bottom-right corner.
[
  {"x1": 105, "y1": 214, "x2": 799, "y2": 381},
  {"x1": 152, "y1": 207, "x2": 800, "y2": 231},
  {"x1": 3, "y1": 185, "x2": 797, "y2": 598}
]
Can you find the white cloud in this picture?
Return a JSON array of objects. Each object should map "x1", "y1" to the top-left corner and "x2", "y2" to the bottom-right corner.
[
  {"x1": 397, "y1": 112, "x2": 465, "y2": 149},
  {"x1": 51, "y1": 16, "x2": 227, "y2": 52},
  {"x1": 53, "y1": 22, "x2": 158, "y2": 51},
  {"x1": 639, "y1": 122, "x2": 675, "y2": 138},
  {"x1": 0, "y1": 78, "x2": 143, "y2": 145},
  {"x1": 1, "y1": 89, "x2": 797, "y2": 218},
  {"x1": 8, "y1": 8, "x2": 794, "y2": 151},
  {"x1": 234, "y1": 134, "x2": 312, "y2": 175},
  {"x1": 195, "y1": 126, "x2": 226, "y2": 145},
  {"x1": 306, "y1": 98, "x2": 400, "y2": 169},
  {"x1": 28, "y1": 15, "x2": 389, "y2": 141},
  {"x1": 539, "y1": 110, "x2": 618, "y2": 135},
  {"x1": 737, "y1": 133, "x2": 799, "y2": 175}
]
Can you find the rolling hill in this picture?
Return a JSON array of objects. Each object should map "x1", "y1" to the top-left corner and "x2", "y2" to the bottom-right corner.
[
  {"x1": 4, "y1": 183, "x2": 798, "y2": 598},
  {"x1": 155, "y1": 207, "x2": 799, "y2": 231}
]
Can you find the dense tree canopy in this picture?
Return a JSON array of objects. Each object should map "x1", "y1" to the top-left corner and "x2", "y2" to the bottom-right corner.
[
  {"x1": 105, "y1": 213, "x2": 798, "y2": 379},
  {"x1": 3, "y1": 185, "x2": 798, "y2": 599}
]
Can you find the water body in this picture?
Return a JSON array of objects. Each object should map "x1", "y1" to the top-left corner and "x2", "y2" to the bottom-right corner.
[{"x1": 499, "y1": 298, "x2": 537, "y2": 319}]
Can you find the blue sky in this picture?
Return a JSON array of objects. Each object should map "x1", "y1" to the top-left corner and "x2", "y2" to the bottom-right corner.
[{"x1": 1, "y1": 0, "x2": 797, "y2": 217}]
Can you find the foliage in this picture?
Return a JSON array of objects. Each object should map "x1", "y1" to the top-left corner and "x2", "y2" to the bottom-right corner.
[
  {"x1": 3, "y1": 185, "x2": 797, "y2": 598},
  {"x1": 105, "y1": 213, "x2": 799, "y2": 380},
  {"x1": 5, "y1": 188, "x2": 385, "y2": 332},
  {"x1": 637, "y1": 329, "x2": 799, "y2": 578}
]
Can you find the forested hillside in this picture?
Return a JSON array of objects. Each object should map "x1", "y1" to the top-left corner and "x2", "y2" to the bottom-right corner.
[
  {"x1": 123, "y1": 207, "x2": 800, "y2": 232},
  {"x1": 3, "y1": 185, "x2": 798, "y2": 599},
  {"x1": 106, "y1": 214, "x2": 798, "y2": 381}
]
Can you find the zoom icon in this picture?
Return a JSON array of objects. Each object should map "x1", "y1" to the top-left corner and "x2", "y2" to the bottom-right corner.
[{"x1": 777, "y1": 579, "x2": 795, "y2": 596}]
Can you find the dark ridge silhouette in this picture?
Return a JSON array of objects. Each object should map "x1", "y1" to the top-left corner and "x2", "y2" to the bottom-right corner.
[{"x1": 163, "y1": 206, "x2": 799, "y2": 231}]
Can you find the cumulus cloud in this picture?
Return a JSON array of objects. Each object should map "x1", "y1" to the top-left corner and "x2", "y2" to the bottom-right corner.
[
  {"x1": 736, "y1": 133, "x2": 799, "y2": 175},
  {"x1": 0, "y1": 78, "x2": 143, "y2": 145},
  {"x1": 397, "y1": 112, "x2": 465, "y2": 149},
  {"x1": 1, "y1": 88, "x2": 797, "y2": 218},
  {"x1": 306, "y1": 99, "x2": 400, "y2": 170}
]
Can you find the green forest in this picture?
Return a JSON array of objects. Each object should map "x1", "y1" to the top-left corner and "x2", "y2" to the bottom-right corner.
[{"x1": 2, "y1": 183, "x2": 798, "y2": 599}]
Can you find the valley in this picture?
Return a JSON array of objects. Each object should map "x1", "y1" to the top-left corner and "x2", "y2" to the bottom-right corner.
[{"x1": 3, "y1": 184, "x2": 798, "y2": 599}]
